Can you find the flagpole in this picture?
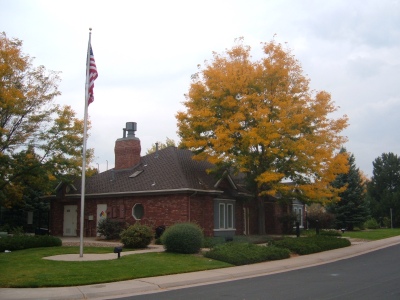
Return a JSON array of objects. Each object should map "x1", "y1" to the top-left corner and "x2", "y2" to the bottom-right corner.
[{"x1": 80, "y1": 28, "x2": 92, "y2": 257}]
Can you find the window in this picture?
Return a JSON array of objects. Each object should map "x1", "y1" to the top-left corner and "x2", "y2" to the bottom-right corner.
[
  {"x1": 293, "y1": 205, "x2": 303, "y2": 227},
  {"x1": 129, "y1": 170, "x2": 144, "y2": 178},
  {"x1": 132, "y1": 203, "x2": 144, "y2": 220},
  {"x1": 219, "y1": 203, "x2": 225, "y2": 228},
  {"x1": 216, "y1": 200, "x2": 235, "y2": 229},
  {"x1": 227, "y1": 204, "x2": 233, "y2": 228}
]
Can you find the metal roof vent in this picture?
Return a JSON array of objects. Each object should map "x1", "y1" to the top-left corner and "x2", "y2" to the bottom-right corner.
[{"x1": 123, "y1": 122, "x2": 137, "y2": 138}]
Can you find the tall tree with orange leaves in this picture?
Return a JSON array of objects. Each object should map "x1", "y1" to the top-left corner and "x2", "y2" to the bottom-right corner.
[
  {"x1": 0, "y1": 32, "x2": 94, "y2": 208},
  {"x1": 176, "y1": 38, "x2": 349, "y2": 233}
]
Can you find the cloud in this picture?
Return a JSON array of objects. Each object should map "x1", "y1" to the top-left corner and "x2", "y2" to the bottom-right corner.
[{"x1": 2, "y1": 0, "x2": 400, "y2": 177}]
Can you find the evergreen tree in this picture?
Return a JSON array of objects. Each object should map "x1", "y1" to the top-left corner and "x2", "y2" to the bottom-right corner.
[
  {"x1": 329, "y1": 149, "x2": 369, "y2": 230},
  {"x1": 367, "y1": 152, "x2": 400, "y2": 227}
]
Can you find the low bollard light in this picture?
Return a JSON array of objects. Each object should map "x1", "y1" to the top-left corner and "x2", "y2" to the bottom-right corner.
[{"x1": 113, "y1": 246, "x2": 122, "y2": 259}]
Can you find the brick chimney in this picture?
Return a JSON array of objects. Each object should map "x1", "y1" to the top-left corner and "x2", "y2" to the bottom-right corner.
[{"x1": 114, "y1": 122, "x2": 141, "y2": 170}]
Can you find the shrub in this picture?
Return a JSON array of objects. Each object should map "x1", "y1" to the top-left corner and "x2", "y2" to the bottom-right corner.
[
  {"x1": 364, "y1": 218, "x2": 380, "y2": 229},
  {"x1": 203, "y1": 235, "x2": 273, "y2": 249},
  {"x1": 204, "y1": 242, "x2": 290, "y2": 265},
  {"x1": 306, "y1": 203, "x2": 336, "y2": 229},
  {"x1": 10, "y1": 226, "x2": 25, "y2": 235},
  {"x1": 0, "y1": 235, "x2": 62, "y2": 252},
  {"x1": 320, "y1": 229, "x2": 342, "y2": 237},
  {"x1": 120, "y1": 223, "x2": 153, "y2": 249},
  {"x1": 203, "y1": 236, "x2": 226, "y2": 249},
  {"x1": 272, "y1": 236, "x2": 350, "y2": 255},
  {"x1": 272, "y1": 237, "x2": 322, "y2": 255},
  {"x1": 97, "y1": 218, "x2": 126, "y2": 240},
  {"x1": 161, "y1": 222, "x2": 204, "y2": 254},
  {"x1": 154, "y1": 225, "x2": 166, "y2": 245},
  {"x1": 382, "y1": 217, "x2": 391, "y2": 228},
  {"x1": 312, "y1": 236, "x2": 351, "y2": 251},
  {"x1": 232, "y1": 235, "x2": 272, "y2": 244},
  {"x1": 0, "y1": 225, "x2": 24, "y2": 235},
  {"x1": 278, "y1": 212, "x2": 297, "y2": 234}
]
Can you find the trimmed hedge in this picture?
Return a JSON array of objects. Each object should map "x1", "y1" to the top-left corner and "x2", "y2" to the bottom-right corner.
[
  {"x1": 0, "y1": 235, "x2": 62, "y2": 252},
  {"x1": 161, "y1": 223, "x2": 204, "y2": 254},
  {"x1": 271, "y1": 236, "x2": 351, "y2": 255},
  {"x1": 204, "y1": 242, "x2": 290, "y2": 265}
]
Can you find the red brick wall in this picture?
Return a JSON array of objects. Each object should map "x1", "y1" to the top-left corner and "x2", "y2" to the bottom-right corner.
[
  {"x1": 50, "y1": 200, "x2": 67, "y2": 235},
  {"x1": 50, "y1": 193, "x2": 292, "y2": 237},
  {"x1": 189, "y1": 194, "x2": 214, "y2": 236},
  {"x1": 114, "y1": 138, "x2": 141, "y2": 170},
  {"x1": 50, "y1": 193, "x2": 220, "y2": 237},
  {"x1": 243, "y1": 200, "x2": 259, "y2": 235}
]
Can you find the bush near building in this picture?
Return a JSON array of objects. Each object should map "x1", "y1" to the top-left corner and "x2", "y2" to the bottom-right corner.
[
  {"x1": 97, "y1": 218, "x2": 127, "y2": 240},
  {"x1": 120, "y1": 223, "x2": 153, "y2": 248},
  {"x1": 161, "y1": 223, "x2": 204, "y2": 254}
]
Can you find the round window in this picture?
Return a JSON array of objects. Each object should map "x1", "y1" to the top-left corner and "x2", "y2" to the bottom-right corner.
[{"x1": 132, "y1": 203, "x2": 144, "y2": 220}]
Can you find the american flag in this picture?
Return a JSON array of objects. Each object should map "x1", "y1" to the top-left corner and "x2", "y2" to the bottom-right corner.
[{"x1": 87, "y1": 45, "x2": 98, "y2": 105}]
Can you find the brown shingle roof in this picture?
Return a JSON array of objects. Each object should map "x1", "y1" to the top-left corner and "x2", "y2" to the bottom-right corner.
[{"x1": 69, "y1": 147, "x2": 233, "y2": 197}]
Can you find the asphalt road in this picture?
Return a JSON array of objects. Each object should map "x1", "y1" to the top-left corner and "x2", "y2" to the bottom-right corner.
[{"x1": 121, "y1": 243, "x2": 400, "y2": 300}]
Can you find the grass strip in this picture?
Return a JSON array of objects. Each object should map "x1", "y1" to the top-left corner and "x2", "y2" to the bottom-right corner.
[
  {"x1": 0, "y1": 246, "x2": 231, "y2": 288},
  {"x1": 342, "y1": 228, "x2": 400, "y2": 240}
]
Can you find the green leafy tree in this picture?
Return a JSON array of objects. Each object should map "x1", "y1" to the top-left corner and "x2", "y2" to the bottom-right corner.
[
  {"x1": 367, "y1": 152, "x2": 400, "y2": 227},
  {"x1": 176, "y1": 38, "x2": 349, "y2": 233},
  {"x1": 328, "y1": 149, "x2": 369, "y2": 230},
  {"x1": 0, "y1": 32, "x2": 93, "y2": 208},
  {"x1": 146, "y1": 137, "x2": 176, "y2": 155}
]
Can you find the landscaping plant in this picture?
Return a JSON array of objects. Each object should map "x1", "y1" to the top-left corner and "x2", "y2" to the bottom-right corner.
[
  {"x1": 0, "y1": 235, "x2": 61, "y2": 252},
  {"x1": 120, "y1": 223, "x2": 153, "y2": 248},
  {"x1": 271, "y1": 236, "x2": 350, "y2": 255},
  {"x1": 364, "y1": 218, "x2": 380, "y2": 229},
  {"x1": 204, "y1": 242, "x2": 290, "y2": 265},
  {"x1": 161, "y1": 222, "x2": 204, "y2": 254},
  {"x1": 97, "y1": 218, "x2": 126, "y2": 240}
]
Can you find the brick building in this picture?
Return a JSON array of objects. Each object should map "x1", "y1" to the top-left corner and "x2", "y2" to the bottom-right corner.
[{"x1": 49, "y1": 122, "x2": 305, "y2": 238}]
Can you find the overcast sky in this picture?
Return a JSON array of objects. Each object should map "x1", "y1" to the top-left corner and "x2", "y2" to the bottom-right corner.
[{"x1": 2, "y1": 0, "x2": 399, "y2": 177}]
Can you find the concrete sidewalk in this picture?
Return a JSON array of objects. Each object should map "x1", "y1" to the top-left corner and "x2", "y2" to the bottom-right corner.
[{"x1": 1, "y1": 236, "x2": 400, "y2": 300}]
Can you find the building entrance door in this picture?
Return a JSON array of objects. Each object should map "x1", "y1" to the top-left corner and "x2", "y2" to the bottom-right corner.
[
  {"x1": 96, "y1": 204, "x2": 107, "y2": 236},
  {"x1": 63, "y1": 205, "x2": 77, "y2": 236}
]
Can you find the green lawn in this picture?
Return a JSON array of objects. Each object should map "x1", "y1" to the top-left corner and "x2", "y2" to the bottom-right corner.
[
  {"x1": 0, "y1": 246, "x2": 231, "y2": 288},
  {"x1": 2, "y1": 230, "x2": 399, "y2": 288},
  {"x1": 342, "y1": 228, "x2": 400, "y2": 240}
]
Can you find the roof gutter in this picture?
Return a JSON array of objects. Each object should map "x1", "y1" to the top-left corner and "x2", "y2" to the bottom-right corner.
[{"x1": 47, "y1": 188, "x2": 224, "y2": 200}]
